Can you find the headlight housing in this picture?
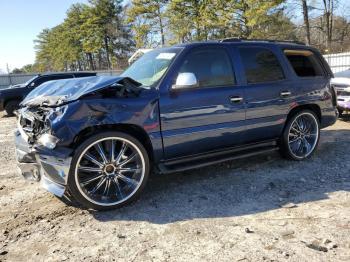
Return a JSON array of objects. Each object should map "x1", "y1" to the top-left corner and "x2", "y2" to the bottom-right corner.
[{"x1": 38, "y1": 133, "x2": 59, "y2": 149}]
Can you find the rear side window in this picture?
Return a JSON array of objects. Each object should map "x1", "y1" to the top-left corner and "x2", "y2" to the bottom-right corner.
[
  {"x1": 284, "y1": 49, "x2": 324, "y2": 77},
  {"x1": 239, "y1": 47, "x2": 284, "y2": 84},
  {"x1": 178, "y1": 48, "x2": 235, "y2": 87}
]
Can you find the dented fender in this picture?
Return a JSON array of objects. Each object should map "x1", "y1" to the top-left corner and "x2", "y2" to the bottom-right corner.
[{"x1": 47, "y1": 88, "x2": 163, "y2": 161}]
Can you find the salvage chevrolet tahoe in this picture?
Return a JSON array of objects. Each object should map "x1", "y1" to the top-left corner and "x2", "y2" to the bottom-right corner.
[{"x1": 14, "y1": 39, "x2": 338, "y2": 210}]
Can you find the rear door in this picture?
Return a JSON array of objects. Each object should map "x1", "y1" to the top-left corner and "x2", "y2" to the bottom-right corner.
[
  {"x1": 283, "y1": 48, "x2": 330, "y2": 97},
  {"x1": 159, "y1": 46, "x2": 246, "y2": 159},
  {"x1": 236, "y1": 45, "x2": 293, "y2": 143}
]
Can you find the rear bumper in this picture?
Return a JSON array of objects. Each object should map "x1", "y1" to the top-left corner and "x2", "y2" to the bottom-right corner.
[
  {"x1": 14, "y1": 129, "x2": 72, "y2": 197},
  {"x1": 320, "y1": 106, "x2": 338, "y2": 128}
]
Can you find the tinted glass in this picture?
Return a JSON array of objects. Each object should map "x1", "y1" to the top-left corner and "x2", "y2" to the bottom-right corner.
[
  {"x1": 178, "y1": 48, "x2": 235, "y2": 87},
  {"x1": 49, "y1": 75, "x2": 74, "y2": 80},
  {"x1": 32, "y1": 76, "x2": 49, "y2": 87},
  {"x1": 239, "y1": 47, "x2": 284, "y2": 84},
  {"x1": 284, "y1": 49, "x2": 324, "y2": 77}
]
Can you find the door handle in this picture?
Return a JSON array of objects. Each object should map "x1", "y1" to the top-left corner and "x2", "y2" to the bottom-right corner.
[
  {"x1": 280, "y1": 91, "x2": 291, "y2": 97},
  {"x1": 230, "y1": 96, "x2": 243, "y2": 103}
]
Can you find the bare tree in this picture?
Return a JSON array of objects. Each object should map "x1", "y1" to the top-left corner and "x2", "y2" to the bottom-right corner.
[
  {"x1": 301, "y1": 0, "x2": 311, "y2": 44},
  {"x1": 322, "y1": 0, "x2": 337, "y2": 51}
]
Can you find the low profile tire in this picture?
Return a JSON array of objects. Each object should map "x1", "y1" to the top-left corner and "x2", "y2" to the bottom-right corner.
[
  {"x1": 67, "y1": 131, "x2": 150, "y2": 210},
  {"x1": 5, "y1": 100, "x2": 20, "y2": 116},
  {"x1": 280, "y1": 110, "x2": 320, "y2": 161}
]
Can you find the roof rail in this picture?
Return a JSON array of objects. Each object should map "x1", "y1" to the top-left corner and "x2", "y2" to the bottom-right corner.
[{"x1": 220, "y1": 37, "x2": 306, "y2": 45}]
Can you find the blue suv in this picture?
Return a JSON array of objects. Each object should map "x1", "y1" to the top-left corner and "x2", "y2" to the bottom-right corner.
[{"x1": 15, "y1": 39, "x2": 337, "y2": 210}]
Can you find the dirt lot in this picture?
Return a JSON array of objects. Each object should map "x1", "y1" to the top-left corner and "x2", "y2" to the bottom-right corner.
[{"x1": 0, "y1": 113, "x2": 350, "y2": 262}]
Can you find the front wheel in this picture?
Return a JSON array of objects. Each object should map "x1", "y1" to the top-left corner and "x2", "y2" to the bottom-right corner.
[
  {"x1": 280, "y1": 110, "x2": 320, "y2": 160},
  {"x1": 67, "y1": 131, "x2": 150, "y2": 210}
]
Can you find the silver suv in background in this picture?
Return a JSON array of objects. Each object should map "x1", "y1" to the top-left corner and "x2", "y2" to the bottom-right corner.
[{"x1": 332, "y1": 70, "x2": 350, "y2": 116}]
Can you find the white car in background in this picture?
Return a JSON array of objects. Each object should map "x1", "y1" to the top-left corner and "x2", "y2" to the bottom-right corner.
[{"x1": 331, "y1": 69, "x2": 350, "y2": 116}]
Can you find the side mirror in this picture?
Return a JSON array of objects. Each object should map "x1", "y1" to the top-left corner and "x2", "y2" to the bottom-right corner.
[{"x1": 172, "y1": 73, "x2": 199, "y2": 90}]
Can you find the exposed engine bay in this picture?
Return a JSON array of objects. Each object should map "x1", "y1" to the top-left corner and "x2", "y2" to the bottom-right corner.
[
  {"x1": 17, "y1": 76, "x2": 144, "y2": 144},
  {"x1": 18, "y1": 107, "x2": 51, "y2": 143}
]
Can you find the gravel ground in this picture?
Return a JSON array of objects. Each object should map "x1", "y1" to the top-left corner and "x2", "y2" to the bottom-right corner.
[{"x1": 0, "y1": 112, "x2": 350, "y2": 262}]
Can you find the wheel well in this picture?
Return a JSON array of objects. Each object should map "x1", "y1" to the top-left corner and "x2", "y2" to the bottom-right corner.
[
  {"x1": 71, "y1": 124, "x2": 154, "y2": 163},
  {"x1": 286, "y1": 104, "x2": 321, "y2": 123}
]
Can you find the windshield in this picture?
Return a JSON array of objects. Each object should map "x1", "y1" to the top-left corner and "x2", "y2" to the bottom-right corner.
[{"x1": 121, "y1": 48, "x2": 182, "y2": 87}]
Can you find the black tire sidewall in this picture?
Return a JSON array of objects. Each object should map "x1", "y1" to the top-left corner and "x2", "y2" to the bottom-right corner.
[
  {"x1": 281, "y1": 110, "x2": 320, "y2": 161},
  {"x1": 67, "y1": 131, "x2": 150, "y2": 210},
  {"x1": 5, "y1": 100, "x2": 20, "y2": 116}
]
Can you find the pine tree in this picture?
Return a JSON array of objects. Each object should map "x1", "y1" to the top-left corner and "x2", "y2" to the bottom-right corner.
[{"x1": 127, "y1": 0, "x2": 168, "y2": 47}]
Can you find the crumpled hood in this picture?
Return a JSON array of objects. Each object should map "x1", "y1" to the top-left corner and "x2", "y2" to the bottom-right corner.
[{"x1": 21, "y1": 76, "x2": 142, "y2": 107}]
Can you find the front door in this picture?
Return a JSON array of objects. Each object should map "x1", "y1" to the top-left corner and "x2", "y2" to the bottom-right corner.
[{"x1": 159, "y1": 46, "x2": 246, "y2": 159}]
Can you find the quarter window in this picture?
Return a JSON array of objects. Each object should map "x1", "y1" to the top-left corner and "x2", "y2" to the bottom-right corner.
[
  {"x1": 239, "y1": 47, "x2": 285, "y2": 84},
  {"x1": 178, "y1": 48, "x2": 235, "y2": 87},
  {"x1": 284, "y1": 49, "x2": 324, "y2": 77}
]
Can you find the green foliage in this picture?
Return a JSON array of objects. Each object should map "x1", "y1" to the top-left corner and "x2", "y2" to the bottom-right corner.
[
  {"x1": 34, "y1": 0, "x2": 350, "y2": 71},
  {"x1": 34, "y1": 0, "x2": 134, "y2": 72},
  {"x1": 129, "y1": 0, "x2": 293, "y2": 45},
  {"x1": 127, "y1": 0, "x2": 168, "y2": 47}
]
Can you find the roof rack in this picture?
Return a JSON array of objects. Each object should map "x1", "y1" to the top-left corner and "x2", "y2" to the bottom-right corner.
[{"x1": 220, "y1": 37, "x2": 306, "y2": 45}]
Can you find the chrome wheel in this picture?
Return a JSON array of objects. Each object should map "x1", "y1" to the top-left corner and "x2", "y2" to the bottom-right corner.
[
  {"x1": 287, "y1": 112, "x2": 319, "y2": 159},
  {"x1": 74, "y1": 137, "x2": 145, "y2": 206}
]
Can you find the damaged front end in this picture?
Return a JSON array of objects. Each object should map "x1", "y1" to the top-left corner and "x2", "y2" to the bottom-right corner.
[
  {"x1": 14, "y1": 76, "x2": 149, "y2": 197},
  {"x1": 15, "y1": 106, "x2": 73, "y2": 196}
]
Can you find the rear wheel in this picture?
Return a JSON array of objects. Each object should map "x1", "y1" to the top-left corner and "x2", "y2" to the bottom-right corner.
[
  {"x1": 67, "y1": 131, "x2": 150, "y2": 210},
  {"x1": 280, "y1": 110, "x2": 320, "y2": 160},
  {"x1": 5, "y1": 100, "x2": 20, "y2": 116}
]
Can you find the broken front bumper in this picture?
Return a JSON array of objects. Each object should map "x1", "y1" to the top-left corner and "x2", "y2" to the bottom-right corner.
[{"x1": 14, "y1": 129, "x2": 72, "y2": 197}]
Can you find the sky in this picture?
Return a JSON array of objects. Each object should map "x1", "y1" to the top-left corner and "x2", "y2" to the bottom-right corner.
[{"x1": 0, "y1": 0, "x2": 88, "y2": 73}]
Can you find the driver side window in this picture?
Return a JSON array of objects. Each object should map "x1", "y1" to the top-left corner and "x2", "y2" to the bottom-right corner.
[{"x1": 178, "y1": 48, "x2": 235, "y2": 88}]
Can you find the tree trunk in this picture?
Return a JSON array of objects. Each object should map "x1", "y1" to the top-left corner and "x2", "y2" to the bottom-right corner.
[
  {"x1": 241, "y1": 0, "x2": 250, "y2": 38},
  {"x1": 193, "y1": 0, "x2": 201, "y2": 40},
  {"x1": 77, "y1": 60, "x2": 82, "y2": 71},
  {"x1": 104, "y1": 36, "x2": 111, "y2": 70},
  {"x1": 301, "y1": 0, "x2": 311, "y2": 45},
  {"x1": 86, "y1": 53, "x2": 95, "y2": 71},
  {"x1": 157, "y1": 4, "x2": 165, "y2": 46},
  {"x1": 322, "y1": 0, "x2": 334, "y2": 51}
]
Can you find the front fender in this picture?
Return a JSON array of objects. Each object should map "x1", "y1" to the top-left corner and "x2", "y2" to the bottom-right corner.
[{"x1": 49, "y1": 97, "x2": 162, "y2": 159}]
